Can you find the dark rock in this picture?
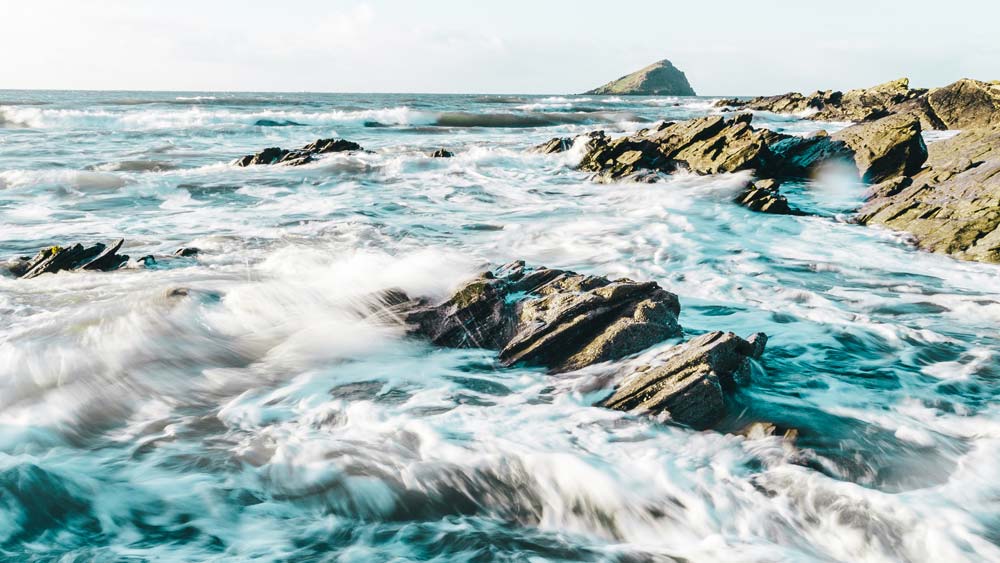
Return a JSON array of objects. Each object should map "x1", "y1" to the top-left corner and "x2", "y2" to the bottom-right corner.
[
  {"x1": 531, "y1": 131, "x2": 609, "y2": 155},
  {"x1": 857, "y1": 124, "x2": 1000, "y2": 263},
  {"x1": 234, "y1": 138, "x2": 363, "y2": 167},
  {"x1": 429, "y1": 148, "x2": 454, "y2": 158},
  {"x1": 734, "y1": 179, "x2": 805, "y2": 215},
  {"x1": 174, "y1": 247, "x2": 200, "y2": 257},
  {"x1": 10, "y1": 239, "x2": 131, "y2": 279},
  {"x1": 831, "y1": 114, "x2": 927, "y2": 183},
  {"x1": 598, "y1": 331, "x2": 767, "y2": 429},
  {"x1": 585, "y1": 59, "x2": 696, "y2": 96},
  {"x1": 764, "y1": 132, "x2": 853, "y2": 178},
  {"x1": 404, "y1": 261, "x2": 683, "y2": 373}
]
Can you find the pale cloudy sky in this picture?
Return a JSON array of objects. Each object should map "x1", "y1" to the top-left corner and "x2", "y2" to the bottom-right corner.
[{"x1": 2, "y1": 0, "x2": 997, "y2": 95}]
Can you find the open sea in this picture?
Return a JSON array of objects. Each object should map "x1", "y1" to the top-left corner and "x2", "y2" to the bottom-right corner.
[{"x1": 1, "y1": 91, "x2": 998, "y2": 562}]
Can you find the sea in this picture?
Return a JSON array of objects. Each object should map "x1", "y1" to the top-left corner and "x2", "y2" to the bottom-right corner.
[{"x1": 0, "y1": 90, "x2": 997, "y2": 562}]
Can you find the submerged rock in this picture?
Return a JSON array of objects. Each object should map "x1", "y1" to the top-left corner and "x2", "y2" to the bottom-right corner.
[
  {"x1": 598, "y1": 331, "x2": 767, "y2": 429},
  {"x1": 429, "y1": 148, "x2": 454, "y2": 158},
  {"x1": 234, "y1": 138, "x2": 363, "y2": 167},
  {"x1": 6, "y1": 239, "x2": 130, "y2": 279},
  {"x1": 584, "y1": 59, "x2": 696, "y2": 96},
  {"x1": 403, "y1": 261, "x2": 683, "y2": 373},
  {"x1": 857, "y1": 123, "x2": 1000, "y2": 263}
]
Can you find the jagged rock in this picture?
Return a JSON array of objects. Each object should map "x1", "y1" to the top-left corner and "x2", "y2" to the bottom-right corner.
[
  {"x1": 579, "y1": 114, "x2": 775, "y2": 181},
  {"x1": 531, "y1": 131, "x2": 609, "y2": 155},
  {"x1": 403, "y1": 261, "x2": 682, "y2": 373},
  {"x1": 766, "y1": 132, "x2": 853, "y2": 178},
  {"x1": 857, "y1": 124, "x2": 1000, "y2": 263},
  {"x1": 234, "y1": 138, "x2": 363, "y2": 166},
  {"x1": 923, "y1": 78, "x2": 1000, "y2": 130},
  {"x1": 718, "y1": 77, "x2": 999, "y2": 130},
  {"x1": 734, "y1": 179, "x2": 804, "y2": 215},
  {"x1": 6, "y1": 239, "x2": 130, "y2": 279},
  {"x1": 429, "y1": 148, "x2": 454, "y2": 158},
  {"x1": 585, "y1": 59, "x2": 696, "y2": 96},
  {"x1": 831, "y1": 114, "x2": 927, "y2": 183},
  {"x1": 598, "y1": 331, "x2": 767, "y2": 429}
]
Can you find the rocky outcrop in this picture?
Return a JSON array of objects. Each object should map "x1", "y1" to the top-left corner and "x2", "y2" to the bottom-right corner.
[
  {"x1": 598, "y1": 331, "x2": 767, "y2": 428},
  {"x1": 831, "y1": 114, "x2": 928, "y2": 183},
  {"x1": 923, "y1": 79, "x2": 1000, "y2": 130},
  {"x1": 576, "y1": 112, "x2": 925, "y2": 188},
  {"x1": 401, "y1": 261, "x2": 683, "y2": 373},
  {"x1": 585, "y1": 59, "x2": 696, "y2": 96},
  {"x1": 234, "y1": 138, "x2": 363, "y2": 166},
  {"x1": 857, "y1": 124, "x2": 1000, "y2": 263},
  {"x1": 719, "y1": 78, "x2": 1000, "y2": 131},
  {"x1": 429, "y1": 148, "x2": 454, "y2": 158},
  {"x1": 6, "y1": 239, "x2": 130, "y2": 279},
  {"x1": 578, "y1": 114, "x2": 777, "y2": 181}
]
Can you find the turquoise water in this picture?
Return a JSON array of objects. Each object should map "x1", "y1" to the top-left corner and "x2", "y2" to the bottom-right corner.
[{"x1": 1, "y1": 91, "x2": 998, "y2": 562}]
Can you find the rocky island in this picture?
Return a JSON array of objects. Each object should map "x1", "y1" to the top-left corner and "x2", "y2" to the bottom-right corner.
[{"x1": 585, "y1": 58, "x2": 696, "y2": 96}]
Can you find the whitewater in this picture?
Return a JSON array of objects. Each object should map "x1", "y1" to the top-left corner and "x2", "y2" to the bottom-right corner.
[{"x1": 1, "y1": 90, "x2": 998, "y2": 562}]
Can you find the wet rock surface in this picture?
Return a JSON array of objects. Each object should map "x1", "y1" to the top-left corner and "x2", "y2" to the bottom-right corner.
[
  {"x1": 6, "y1": 239, "x2": 130, "y2": 279},
  {"x1": 734, "y1": 179, "x2": 804, "y2": 215},
  {"x1": 598, "y1": 331, "x2": 767, "y2": 429},
  {"x1": 234, "y1": 138, "x2": 363, "y2": 166},
  {"x1": 428, "y1": 148, "x2": 454, "y2": 158},
  {"x1": 577, "y1": 112, "x2": 925, "y2": 190},
  {"x1": 530, "y1": 131, "x2": 609, "y2": 155},
  {"x1": 401, "y1": 261, "x2": 683, "y2": 373},
  {"x1": 858, "y1": 123, "x2": 1000, "y2": 263}
]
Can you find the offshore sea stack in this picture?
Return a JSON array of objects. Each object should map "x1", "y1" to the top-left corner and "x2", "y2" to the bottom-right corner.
[
  {"x1": 373, "y1": 261, "x2": 766, "y2": 427},
  {"x1": 585, "y1": 59, "x2": 696, "y2": 96},
  {"x1": 717, "y1": 77, "x2": 1000, "y2": 130}
]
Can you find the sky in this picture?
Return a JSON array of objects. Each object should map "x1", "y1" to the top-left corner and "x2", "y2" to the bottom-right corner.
[{"x1": 2, "y1": 0, "x2": 998, "y2": 95}]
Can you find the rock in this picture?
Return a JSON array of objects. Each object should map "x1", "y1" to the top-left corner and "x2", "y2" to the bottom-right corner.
[
  {"x1": 531, "y1": 131, "x2": 609, "y2": 155},
  {"x1": 765, "y1": 133, "x2": 853, "y2": 178},
  {"x1": 429, "y1": 148, "x2": 454, "y2": 158},
  {"x1": 719, "y1": 77, "x2": 999, "y2": 131},
  {"x1": 585, "y1": 59, "x2": 696, "y2": 96},
  {"x1": 234, "y1": 138, "x2": 363, "y2": 167},
  {"x1": 8, "y1": 239, "x2": 130, "y2": 279},
  {"x1": 174, "y1": 247, "x2": 200, "y2": 257},
  {"x1": 404, "y1": 261, "x2": 683, "y2": 373},
  {"x1": 922, "y1": 78, "x2": 1000, "y2": 130},
  {"x1": 831, "y1": 114, "x2": 927, "y2": 183},
  {"x1": 598, "y1": 331, "x2": 767, "y2": 429},
  {"x1": 579, "y1": 114, "x2": 776, "y2": 181},
  {"x1": 734, "y1": 179, "x2": 805, "y2": 215},
  {"x1": 857, "y1": 124, "x2": 1000, "y2": 263}
]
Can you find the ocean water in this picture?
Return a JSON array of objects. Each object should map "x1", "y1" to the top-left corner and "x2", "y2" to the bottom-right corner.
[{"x1": 1, "y1": 91, "x2": 998, "y2": 562}]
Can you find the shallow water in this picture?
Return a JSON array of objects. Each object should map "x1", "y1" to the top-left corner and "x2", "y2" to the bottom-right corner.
[{"x1": 1, "y1": 91, "x2": 999, "y2": 562}]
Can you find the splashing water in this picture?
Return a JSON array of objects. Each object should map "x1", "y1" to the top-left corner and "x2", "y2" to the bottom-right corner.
[{"x1": 1, "y1": 90, "x2": 998, "y2": 562}]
